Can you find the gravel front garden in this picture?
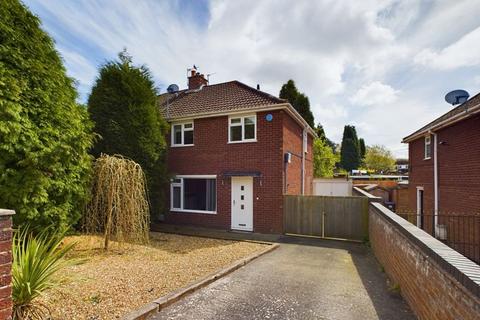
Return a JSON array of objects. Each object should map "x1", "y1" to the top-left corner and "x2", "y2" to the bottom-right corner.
[{"x1": 38, "y1": 232, "x2": 267, "y2": 319}]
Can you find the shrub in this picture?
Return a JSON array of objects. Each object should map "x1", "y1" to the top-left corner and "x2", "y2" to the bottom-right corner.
[
  {"x1": 12, "y1": 226, "x2": 76, "y2": 319},
  {"x1": 83, "y1": 154, "x2": 150, "y2": 250},
  {"x1": 0, "y1": 0, "x2": 94, "y2": 229}
]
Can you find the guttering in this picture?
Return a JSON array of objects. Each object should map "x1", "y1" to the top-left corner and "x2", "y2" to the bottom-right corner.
[
  {"x1": 402, "y1": 103, "x2": 480, "y2": 143},
  {"x1": 166, "y1": 103, "x2": 318, "y2": 138}
]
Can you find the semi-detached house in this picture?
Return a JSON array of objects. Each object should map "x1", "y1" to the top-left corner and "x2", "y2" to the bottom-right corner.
[{"x1": 158, "y1": 70, "x2": 315, "y2": 234}]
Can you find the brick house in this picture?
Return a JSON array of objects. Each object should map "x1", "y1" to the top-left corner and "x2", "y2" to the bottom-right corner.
[
  {"x1": 158, "y1": 70, "x2": 315, "y2": 234},
  {"x1": 402, "y1": 92, "x2": 480, "y2": 262}
]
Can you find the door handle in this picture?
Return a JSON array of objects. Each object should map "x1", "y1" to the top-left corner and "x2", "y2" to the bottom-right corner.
[{"x1": 233, "y1": 200, "x2": 236, "y2": 205}]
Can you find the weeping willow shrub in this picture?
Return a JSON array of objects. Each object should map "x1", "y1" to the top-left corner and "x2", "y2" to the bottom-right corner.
[{"x1": 84, "y1": 154, "x2": 150, "y2": 249}]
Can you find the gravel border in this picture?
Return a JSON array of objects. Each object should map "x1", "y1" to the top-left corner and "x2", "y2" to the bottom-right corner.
[{"x1": 122, "y1": 243, "x2": 280, "y2": 320}]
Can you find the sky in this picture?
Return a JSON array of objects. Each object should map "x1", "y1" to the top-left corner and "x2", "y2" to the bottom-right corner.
[{"x1": 23, "y1": 0, "x2": 480, "y2": 158}]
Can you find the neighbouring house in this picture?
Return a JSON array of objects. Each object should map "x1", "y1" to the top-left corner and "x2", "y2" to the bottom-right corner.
[
  {"x1": 395, "y1": 158, "x2": 409, "y2": 174},
  {"x1": 157, "y1": 69, "x2": 315, "y2": 234},
  {"x1": 402, "y1": 91, "x2": 480, "y2": 263}
]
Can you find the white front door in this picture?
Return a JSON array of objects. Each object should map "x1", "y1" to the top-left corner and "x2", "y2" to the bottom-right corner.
[{"x1": 231, "y1": 177, "x2": 253, "y2": 231}]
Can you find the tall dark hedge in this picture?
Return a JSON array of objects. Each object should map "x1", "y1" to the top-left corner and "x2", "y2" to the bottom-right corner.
[
  {"x1": 340, "y1": 125, "x2": 361, "y2": 171},
  {"x1": 0, "y1": 0, "x2": 94, "y2": 229},
  {"x1": 88, "y1": 51, "x2": 168, "y2": 217},
  {"x1": 279, "y1": 79, "x2": 315, "y2": 128}
]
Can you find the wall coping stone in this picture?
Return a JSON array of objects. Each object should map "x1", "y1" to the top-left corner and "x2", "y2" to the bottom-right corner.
[
  {"x1": 353, "y1": 187, "x2": 382, "y2": 202},
  {"x1": 0, "y1": 209, "x2": 15, "y2": 217}
]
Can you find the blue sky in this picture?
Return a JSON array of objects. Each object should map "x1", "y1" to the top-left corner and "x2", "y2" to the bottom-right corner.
[{"x1": 23, "y1": 0, "x2": 480, "y2": 158}]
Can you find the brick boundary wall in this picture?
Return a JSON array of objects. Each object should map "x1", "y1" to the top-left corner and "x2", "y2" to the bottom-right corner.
[
  {"x1": 0, "y1": 209, "x2": 14, "y2": 320},
  {"x1": 368, "y1": 201, "x2": 480, "y2": 319}
]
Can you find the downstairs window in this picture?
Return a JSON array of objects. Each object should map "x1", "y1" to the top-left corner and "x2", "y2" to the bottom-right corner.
[{"x1": 171, "y1": 176, "x2": 216, "y2": 213}]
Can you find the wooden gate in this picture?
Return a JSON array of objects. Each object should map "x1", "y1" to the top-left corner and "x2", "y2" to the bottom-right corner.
[{"x1": 284, "y1": 195, "x2": 369, "y2": 241}]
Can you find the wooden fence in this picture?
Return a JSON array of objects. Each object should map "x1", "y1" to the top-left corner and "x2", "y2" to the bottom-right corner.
[{"x1": 284, "y1": 195, "x2": 369, "y2": 241}]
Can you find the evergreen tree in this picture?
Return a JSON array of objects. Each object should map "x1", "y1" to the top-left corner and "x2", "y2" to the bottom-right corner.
[
  {"x1": 340, "y1": 125, "x2": 361, "y2": 171},
  {"x1": 359, "y1": 138, "x2": 366, "y2": 160},
  {"x1": 0, "y1": 0, "x2": 94, "y2": 229},
  {"x1": 88, "y1": 50, "x2": 168, "y2": 216},
  {"x1": 315, "y1": 123, "x2": 336, "y2": 152},
  {"x1": 279, "y1": 80, "x2": 315, "y2": 128}
]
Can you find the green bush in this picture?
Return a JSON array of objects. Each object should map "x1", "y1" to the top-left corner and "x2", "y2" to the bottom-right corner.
[
  {"x1": 12, "y1": 226, "x2": 76, "y2": 319},
  {"x1": 0, "y1": 0, "x2": 94, "y2": 229},
  {"x1": 88, "y1": 50, "x2": 168, "y2": 217}
]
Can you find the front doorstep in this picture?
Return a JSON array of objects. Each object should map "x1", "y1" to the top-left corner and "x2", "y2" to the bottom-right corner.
[{"x1": 121, "y1": 243, "x2": 279, "y2": 320}]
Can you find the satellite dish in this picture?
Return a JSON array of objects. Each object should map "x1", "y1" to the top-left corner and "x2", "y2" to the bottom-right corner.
[
  {"x1": 167, "y1": 84, "x2": 179, "y2": 93},
  {"x1": 445, "y1": 90, "x2": 469, "y2": 105}
]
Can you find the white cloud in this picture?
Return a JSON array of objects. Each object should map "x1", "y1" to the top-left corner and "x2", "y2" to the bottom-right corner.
[
  {"x1": 23, "y1": 0, "x2": 480, "y2": 157},
  {"x1": 414, "y1": 26, "x2": 480, "y2": 70},
  {"x1": 350, "y1": 82, "x2": 400, "y2": 107}
]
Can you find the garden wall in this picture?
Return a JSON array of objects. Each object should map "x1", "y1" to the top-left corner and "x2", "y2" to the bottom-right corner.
[
  {"x1": 368, "y1": 201, "x2": 480, "y2": 319},
  {"x1": 0, "y1": 209, "x2": 14, "y2": 320}
]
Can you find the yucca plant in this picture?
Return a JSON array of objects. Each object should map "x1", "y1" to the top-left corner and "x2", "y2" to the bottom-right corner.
[{"x1": 12, "y1": 227, "x2": 76, "y2": 320}]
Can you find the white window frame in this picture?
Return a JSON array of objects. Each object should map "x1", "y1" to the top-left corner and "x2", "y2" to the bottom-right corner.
[
  {"x1": 170, "y1": 175, "x2": 217, "y2": 214},
  {"x1": 424, "y1": 136, "x2": 431, "y2": 160},
  {"x1": 171, "y1": 121, "x2": 194, "y2": 147},
  {"x1": 228, "y1": 114, "x2": 257, "y2": 143}
]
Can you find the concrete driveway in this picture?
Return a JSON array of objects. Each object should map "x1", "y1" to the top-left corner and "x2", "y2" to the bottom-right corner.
[{"x1": 150, "y1": 237, "x2": 415, "y2": 320}]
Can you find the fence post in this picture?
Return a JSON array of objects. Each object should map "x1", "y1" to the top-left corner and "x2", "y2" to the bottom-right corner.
[{"x1": 0, "y1": 209, "x2": 14, "y2": 320}]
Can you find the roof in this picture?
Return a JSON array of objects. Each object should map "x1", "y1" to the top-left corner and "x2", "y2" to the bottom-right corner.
[
  {"x1": 403, "y1": 91, "x2": 480, "y2": 142},
  {"x1": 158, "y1": 81, "x2": 286, "y2": 119}
]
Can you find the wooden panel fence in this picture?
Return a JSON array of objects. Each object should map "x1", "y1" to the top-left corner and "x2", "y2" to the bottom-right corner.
[{"x1": 284, "y1": 195, "x2": 369, "y2": 241}]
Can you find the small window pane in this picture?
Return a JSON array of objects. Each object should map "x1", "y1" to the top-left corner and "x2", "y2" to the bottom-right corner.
[
  {"x1": 244, "y1": 117, "x2": 255, "y2": 125},
  {"x1": 173, "y1": 125, "x2": 182, "y2": 144},
  {"x1": 184, "y1": 130, "x2": 193, "y2": 145},
  {"x1": 184, "y1": 123, "x2": 193, "y2": 129},
  {"x1": 231, "y1": 118, "x2": 241, "y2": 124},
  {"x1": 241, "y1": 204, "x2": 244, "y2": 210},
  {"x1": 230, "y1": 126, "x2": 242, "y2": 141},
  {"x1": 172, "y1": 178, "x2": 181, "y2": 184},
  {"x1": 244, "y1": 124, "x2": 255, "y2": 139},
  {"x1": 172, "y1": 186, "x2": 181, "y2": 208}
]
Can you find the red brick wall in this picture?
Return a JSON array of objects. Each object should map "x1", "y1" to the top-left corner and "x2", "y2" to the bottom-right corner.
[
  {"x1": 282, "y1": 112, "x2": 313, "y2": 195},
  {"x1": 164, "y1": 110, "x2": 313, "y2": 234},
  {"x1": 0, "y1": 211, "x2": 13, "y2": 320},
  {"x1": 436, "y1": 115, "x2": 480, "y2": 214},
  {"x1": 369, "y1": 203, "x2": 480, "y2": 320},
  {"x1": 408, "y1": 134, "x2": 435, "y2": 233},
  {"x1": 408, "y1": 115, "x2": 480, "y2": 234}
]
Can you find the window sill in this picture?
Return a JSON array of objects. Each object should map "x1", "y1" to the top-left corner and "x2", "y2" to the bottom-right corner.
[
  {"x1": 171, "y1": 144, "x2": 194, "y2": 148},
  {"x1": 228, "y1": 140, "x2": 257, "y2": 144},
  {"x1": 423, "y1": 157, "x2": 431, "y2": 160},
  {"x1": 170, "y1": 209, "x2": 217, "y2": 215}
]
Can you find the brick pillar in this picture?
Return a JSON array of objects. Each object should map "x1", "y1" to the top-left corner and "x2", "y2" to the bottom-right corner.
[{"x1": 0, "y1": 210, "x2": 14, "y2": 320}]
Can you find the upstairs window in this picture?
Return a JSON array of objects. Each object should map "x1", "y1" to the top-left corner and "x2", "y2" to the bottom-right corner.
[
  {"x1": 172, "y1": 122, "x2": 194, "y2": 146},
  {"x1": 424, "y1": 136, "x2": 431, "y2": 159},
  {"x1": 229, "y1": 115, "x2": 256, "y2": 143}
]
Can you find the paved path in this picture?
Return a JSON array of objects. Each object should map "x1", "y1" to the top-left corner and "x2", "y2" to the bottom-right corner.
[{"x1": 150, "y1": 237, "x2": 415, "y2": 320}]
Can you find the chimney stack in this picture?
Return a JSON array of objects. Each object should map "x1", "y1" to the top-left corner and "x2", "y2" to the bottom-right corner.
[{"x1": 188, "y1": 68, "x2": 208, "y2": 90}]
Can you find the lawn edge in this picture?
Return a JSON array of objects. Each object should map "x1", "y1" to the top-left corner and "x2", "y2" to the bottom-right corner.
[{"x1": 121, "y1": 242, "x2": 280, "y2": 320}]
